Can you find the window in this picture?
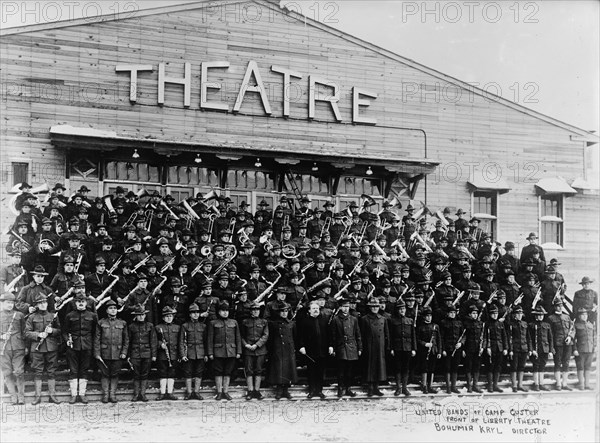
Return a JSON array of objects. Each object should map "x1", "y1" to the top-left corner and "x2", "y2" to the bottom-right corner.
[
  {"x1": 471, "y1": 191, "x2": 497, "y2": 239},
  {"x1": 106, "y1": 161, "x2": 160, "y2": 183},
  {"x1": 12, "y1": 162, "x2": 28, "y2": 186},
  {"x1": 337, "y1": 176, "x2": 382, "y2": 196},
  {"x1": 540, "y1": 194, "x2": 563, "y2": 247}
]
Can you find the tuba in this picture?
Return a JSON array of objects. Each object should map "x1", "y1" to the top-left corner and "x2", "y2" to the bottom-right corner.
[{"x1": 103, "y1": 195, "x2": 116, "y2": 214}]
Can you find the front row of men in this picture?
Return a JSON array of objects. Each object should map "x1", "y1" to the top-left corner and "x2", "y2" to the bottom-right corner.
[{"x1": 1, "y1": 289, "x2": 596, "y2": 404}]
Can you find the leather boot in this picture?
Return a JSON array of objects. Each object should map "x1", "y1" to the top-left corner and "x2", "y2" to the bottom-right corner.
[
  {"x1": 32, "y1": 379, "x2": 43, "y2": 405},
  {"x1": 79, "y1": 379, "x2": 89, "y2": 404},
  {"x1": 401, "y1": 375, "x2": 411, "y2": 396},
  {"x1": 16, "y1": 375, "x2": 26, "y2": 405},
  {"x1": 562, "y1": 372, "x2": 572, "y2": 391},
  {"x1": 69, "y1": 379, "x2": 78, "y2": 404},
  {"x1": 140, "y1": 380, "x2": 149, "y2": 402},
  {"x1": 472, "y1": 373, "x2": 482, "y2": 393},
  {"x1": 337, "y1": 385, "x2": 344, "y2": 397},
  {"x1": 511, "y1": 372, "x2": 518, "y2": 393},
  {"x1": 184, "y1": 379, "x2": 193, "y2": 400},
  {"x1": 345, "y1": 387, "x2": 357, "y2": 397},
  {"x1": 194, "y1": 377, "x2": 204, "y2": 400},
  {"x1": 394, "y1": 375, "x2": 402, "y2": 396},
  {"x1": 577, "y1": 370, "x2": 585, "y2": 390},
  {"x1": 48, "y1": 379, "x2": 61, "y2": 404},
  {"x1": 421, "y1": 374, "x2": 428, "y2": 394},
  {"x1": 466, "y1": 374, "x2": 473, "y2": 393},
  {"x1": 282, "y1": 385, "x2": 293, "y2": 400},
  {"x1": 450, "y1": 373, "x2": 459, "y2": 394},
  {"x1": 487, "y1": 373, "x2": 494, "y2": 393},
  {"x1": 584, "y1": 370, "x2": 592, "y2": 390},
  {"x1": 101, "y1": 378, "x2": 110, "y2": 403},
  {"x1": 554, "y1": 371, "x2": 562, "y2": 391},
  {"x1": 274, "y1": 385, "x2": 282, "y2": 400},
  {"x1": 366, "y1": 384, "x2": 374, "y2": 397},
  {"x1": 445, "y1": 374, "x2": 452, "y2": 394},
  {"x1": 131, "y1": 380, "x2": 140, "y2": 402},
  {"x1": 517, "y1": 371, "x2": 528, "y2": 392},
  {"x1": 4, "y1": 374, "x2": 18, "y2": 404},
  {"x1": 493, "y1": 372, "x2": 503, "y2": 392},
  {"x1": 166, "y1": 378, "x2": 178, "y2": 400},
  {"x1": 109, "y1": 377, "x2": 118, "y2": 403}
]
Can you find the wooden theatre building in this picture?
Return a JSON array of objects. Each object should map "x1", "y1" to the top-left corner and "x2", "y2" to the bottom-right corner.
[{"x1": 1, "y1": 1, "x2": 598, "y2": 287}]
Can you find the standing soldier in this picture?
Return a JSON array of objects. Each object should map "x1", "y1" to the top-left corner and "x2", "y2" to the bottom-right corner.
[
  {"x1": 62, "y1": 292, "x2": 97, "y2": 403},
  {"x1": 266, "y1": 300, "x2": 297, "y2": 400},
  {"x1": 546, "y1": 299, "x2": 575, "y2": 390},
  {"x1": 462, "y1": 305, "x2": 484, "y2": 393},
  {"x1": 207, "y1": 300, "x2": 242, "y2": 401},
  {"x1": 389, "y1": 299, "x2": 416, "y2": 396},
  {"x1": 155, "y1": 306, "x2": 180, "y2": 401},
  {"x1": 573, "y1": 276, "x2": 597, "y2": 323},
  {"x1": 329, "y1": 298, "x2": 362, "y2": 398},
  {"x1": 94, "y1": 300, "x2": 129, "y2": 403},
  {"x1": 17, "y1": 265, "x2": 55, "y2": 314},
  {"x1": 179, "y1": 303, "x2": 208, "y2": 401},
  {"x1": 416, "y1": 306, "x2": 441, "y2": 394},
  {"x1": 240, "y1": 300, "x2": 269, "y2": 400},
  {"x1": 128, "y1": 304, "x2": 157, "y2": 402},
  {"x1": 0, "y1": 293, "x2": 26, "y2": 405},
  {"x1": 439, "y1": 305, "x2": 464, "y2": 394},
  {"x1": 507, "y1": 305, "x2": 531, "y2": 392},
  {"x1": 359, "y1": 297, "x2": 390, "y2": 397},
  {"x1": 25, "y1": 294, "x2": 62, "y2": 404},
  {"x1": 484, "y1": 304, "x2": 508, "y2": 393},
  {"x1": 1, "y1": 252, "x2": 28, "y2": 297},
  {"x1": 528, "y1": 306, "x2": 554, "y2": 391},
  {"x1": 573, "y1": 308, "x2": 596, "y2": 390}
]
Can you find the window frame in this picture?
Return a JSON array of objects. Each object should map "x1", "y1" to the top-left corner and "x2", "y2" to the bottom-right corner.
[
  {"x1": 470, "y1": 190, "x2": 498, "y2": 240},
  {"x1": 539, "y1": 194, "x2": 565, "y2": 250}
]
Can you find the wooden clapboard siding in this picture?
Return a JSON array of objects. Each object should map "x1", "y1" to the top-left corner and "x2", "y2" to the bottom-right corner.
[{"x1": 1, "y1": 0, "x2": 597, "y2": 279}]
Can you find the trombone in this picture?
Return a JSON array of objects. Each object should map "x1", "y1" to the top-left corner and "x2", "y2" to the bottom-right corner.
[
  {"x1": 320, "y1": 217, "x2": 331, "y2": 238},
  {"x1": 207, "y1": 213, "x2": 217, "y2": 242},
  {"x1": 144, "y1": 209, "x2": 154, "y2": 231},
  {"x1": 122, "y1": 212, "x2": 138, "y2": 228}
]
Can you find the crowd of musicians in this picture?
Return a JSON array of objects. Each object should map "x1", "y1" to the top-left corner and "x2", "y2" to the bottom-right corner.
[{"x1": 1, "y1": 182, "x2": 597, "y2": 405}]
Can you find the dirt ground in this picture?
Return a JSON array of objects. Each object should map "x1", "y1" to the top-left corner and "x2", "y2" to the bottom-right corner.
[{"x1": 1, "y1": 392, "x2": 598, "y2": 442}]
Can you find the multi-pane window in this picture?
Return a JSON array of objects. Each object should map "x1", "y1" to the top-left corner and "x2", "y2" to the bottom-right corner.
[
  {"x1": 540, "y1": 195, "x2": 563, "y2": 246},
  {"x1": 472, "y1": 191, "x2": 497, "y2": 239},
  {"x1": 337, "y1": 177, "x2": 382, "y2": 196},
  {"x1": 12, "y1": 162, "x2": 28, "y2": 186},
  {"x1": 106, "y1": 162, "x2": 160, "y2": 183}
]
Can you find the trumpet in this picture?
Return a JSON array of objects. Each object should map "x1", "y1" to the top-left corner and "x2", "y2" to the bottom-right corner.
[
  {"x1": 347, "y1": 260, "x2": 363, "y2": 278},
  {"x1": 200, "y1": 244, "x2": 213, "y2": 258}
]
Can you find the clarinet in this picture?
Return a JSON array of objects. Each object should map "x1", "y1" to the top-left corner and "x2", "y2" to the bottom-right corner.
[
  {"x1": 158, "y1": 327, "x2": 172, "y2": 368},
  {"x1": 1, "y1": 312, "x2": 17, "y2": 356}
]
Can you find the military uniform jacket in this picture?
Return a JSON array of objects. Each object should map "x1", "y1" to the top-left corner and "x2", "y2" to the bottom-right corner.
[
  {"x1": 240, "y1": 317, "x2": 269, "y2": 356},
  {"x1": 463, "y1": 317, "x2": 484, "y2": 354},
  {"x1": 528, "y1": 321, "x2": 554, "y2": 354},
  {"x1": 0, "y1": 264, "x2": 28, "y2": 294},
  {"x1": 208, "y1": 318, "x2": 242, "y2": 358},
  {"x1": 94, "y1": 317, "x2": 129, "y2": 360},
  {"x1": 128, "y1": 321, "x2": 157, "y2": 359},
  {"x1": 574, "y1": 320, "x2": 596, "y2": 353},
  {"x1": 329, "y1": 312, "x2": 362, "y2": 360},
  {"x1": 85, "y1": 272, "x2": 114, "y2": 298},
  {"x1": 50, "y1": 272, "x2": 79, "y2": 297},
  {"x1": 416, "y1": 322, "x2": 441, "y2": 356},
  {"x1": 156, "y1": 323, "x2": 179, "y2": 361},
  {"x1": 62, "y1": 309, "x2": 98, "y2": 351},
  {"x1": 439, "y1": 318, "x2": 464, "y2": 353},
  {"x1": 359, "y1": 313, "x2": 390, "y2": 382},
  {"x1": 25, "y1": 311, "x2": 61, "y2": 353},
  {"x1": 573, "y1": 289, "x2": 598, "y2": 313},
  {"x1": 0, "y1": 310, "x2": 26, "y2": 352},
  {"x1": 179, "y1": 320, "x2": 207, "y2": 360},
  {"x1": 389, "y1": 315, "x2": 417, "y2": 353},
  {"x1": 507, "y1": 319, "x2": 531, "y2": 353},
  {"x1": 546, "y1": 313, "x2": 574, "y2": 346},
  {"x1": 484, "y1": 319, "x2": 507, "y2": 353},
  {"x1": 16, "y1": 282, "x2": 55, "y2": 314}
]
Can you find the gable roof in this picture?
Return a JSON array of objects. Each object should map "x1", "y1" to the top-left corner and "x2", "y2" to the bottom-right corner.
[{"x1": 1, "y1": 0, "x2": 598, "y2": 143}]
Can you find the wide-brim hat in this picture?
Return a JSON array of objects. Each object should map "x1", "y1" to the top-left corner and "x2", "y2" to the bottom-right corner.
[
  {"x1": 248, "y1": 301, "x2": 262, "y2": 310},
  {"x1": 526, "y1": 232, "x2": 538, "y2": 240},
  {"x1": 188, "y1": 303, "x2": 200, "y2": 313},
  {"x1": 31, "y1": 265, "x2": 48, "y2": 276},
  {"x1": 34, "y1": 294, "x2": 49, "y2": 304},
  {"x1": 421, "y1": 306, "x2": 433, "y2": 315},
  {"x1": 217, "y1": 300, "x2": 230, "y2": 311},
  {"x1": 577, "y1": 307, "x2": 589, "y2": 314},
  {"x1": 512, "y1": 306, "x2": 524, "y2": 314},
  {"x1": 131, "y1": 305, "x2": 149, "y2": 316},
  {"x1": 273, "y1": 300, "x2": 290, "y2": 311},
  {"x1": 52, "y1": 183, "x2": 66, "y2": 190},
  {"x1": 366, "y1": 297, "x2": 380, "y2": 307},
  {"x1": 579, "y1": 276, "x2": 594, "y2": 284},
  {"x1": 0, "y1": 293, "x2": 16, "y2": 302},
  {"x1": 162, "y1": 306, "x2": 177, "y2": 316},
  {"x1": 532, "y1": 306, "x2": 547, "y2": 315}
]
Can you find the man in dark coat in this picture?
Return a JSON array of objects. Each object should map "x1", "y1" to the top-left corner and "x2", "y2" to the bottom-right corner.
[
  {"x1": 298, "y1": 300, "x2": 334, "y2": 399},
  {"x1": 267, "y1": 301, "x2": 297, "y2": 400},
  {"x1": 329, "y1": 298, "x2": 362, "y2": 397},
  {"x1": 241, "y1": 301, "x2": 269, "y2": 400},
  {"x1": 359, "y1": 297, "x2": 389, "y2": 396},
  {"x1": 179, "y1": 303, "x2": 207, "y2": 400},
  {"x1": 389, "y1": 299, "x2": 417, "y2": 396}
]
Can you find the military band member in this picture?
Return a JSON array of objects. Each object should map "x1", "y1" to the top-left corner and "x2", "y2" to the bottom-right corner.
[
  {"x1": 484, "y1": 304, "x2": 508, "y2": 393},
  {"x1": 389, "y1": 299, "x2": 416, "y2": 396},
  {"x1": 507, "y1": 306, "x2": 531, "y2": 392},
  {"x1": 94, "y1": 300, "x2": 129, "y2": 403},
  {"x1": 62, "y1": 292, "x2": 97, "y2": 403},
  {"x1": 546, "y1": 298, "x2": 575, "y2": 390},
  {"x1": 156, "y1": 306, "x2": 180, "y2": 400},
  {"x1": 179, "y1": 303, "x2": 208, "y2": 401},
  {"x1": 329, "y1": 298, "x2": 362, "y2": 397},
  {"x1": 439, "y1": 304, "x2": 464, "y2": 394},
  {"x1": 528, "y1": 306, "x2": 553, "y2": 391},
  {"x1": 462, "y1": 305, "x2": 484, "y2": 393},
  {"x1": 0, "y1": 293, "x2": 26, "y2": 405},
  {"x1": 573, "y1": 276, "x2": 597, "y2": 323},
  {"x1": 208, "y1": 300, "x2": 242, "y2": 401},
  {"x1": 573, "y1": 308, "x2": 596, "y2": 390},
  {"x1": 25, "y1": 294, "x2": 62, "y2": 404},
  {"x1": 17, "y1": 265, "x2": 55, "y2": 314},
  {"x1": 1, "y1": 252, "x2": 28, "y2": 296},
  {"x1": 240, "y1": 300, "x2": 269, "y2": 400},
  {"x1": 128, "y1": 304, "x2": 157, "y2": 402},
  {"x1": 267, "y1": 300, "x2": 297, "y2": 400},
  {"x1": 415, "y1": 306, "x2": 441, "y2": 394}
]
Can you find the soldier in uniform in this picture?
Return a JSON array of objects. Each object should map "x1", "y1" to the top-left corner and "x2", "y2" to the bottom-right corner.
[
  {"x1": 94, "y1": 299, "x2": 129, "y2": 403},
  {"x1": 573, "y1": 276, "x2": 597, "y2": 323},
  {"x1": 62, "y1": 292, "x2": 97, "y2": 403},
  {"x1": 128, "y1": 304, "x2": 157, "y2": 402},
  {"x1": 359, "y1": 297, "x2": 389, "y2": 396},
  {"x1": 439, "y1": 304, "x2": 464, "y2": 394},
  {"x1": 0, "y1": 293, "x2": 26, "y2": 404},
  {"x1": 389, "y1": 299, "x2": 416, "y2": 396},
  {"x1": 240, "y1": 300, "x2": 269, "y2": 400},
  {"x1": 267, "y1": 300, "x2": 297, "y2": 400},
  {"x1": 484, "y1": 304, "x2": 508, "y2": 393},
  {"x1": 507, "y1": 305, "x2": 531, "y2": 392},
  {"x1": 25, "y1": 294, "x2": 62, "y2": 404},
  {"x1": 546, "y1": 298, "x2": 575, "y2": 390},
  {"x1": 528, "y1": 306, "x2": 554, "y2": 391},
  {"x1": 415, "y1": 306, "x2": 441, "y2": 394},
  {"x1": 573, "y1": 308, "x2": 596, "y2": 390},
  {"x1": 520, "y1": 232, "x2": 545, "y2": 263},
  {"x1": 329, "y1": 298, "x2": 362, "y2": 397},
  {"x1": 1, "y1": 252, "x2": 27, "y2": 296},
  {"x1": 179, "y1": 303, "x2": 208, "y2": 401},
  {"x1": 17, "y1": 265, "x2": 55, "y2": 314},
  {"x1": 207, "y1": 300, "x2": 242, "y2": 401},
  {"x1": 462, "y1": 305, "x2": 484, "y2": 393},
  {"x1": 155, "y1": 305, "x2": 179, "y2": 400}
]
